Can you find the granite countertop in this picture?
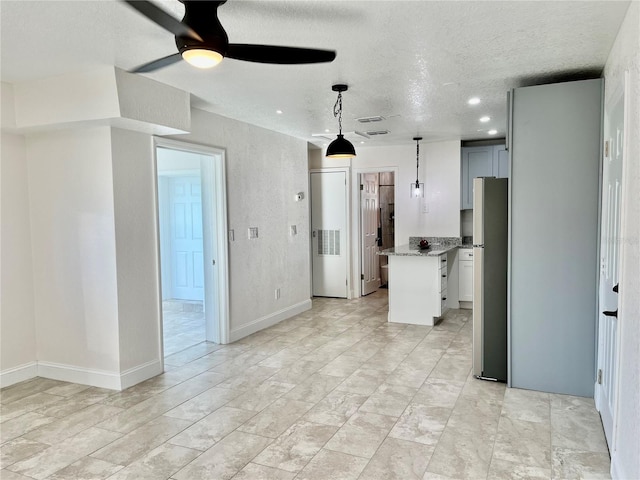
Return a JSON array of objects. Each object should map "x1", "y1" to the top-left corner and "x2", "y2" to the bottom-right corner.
[{"x1": 378, "y1": 244, "x2": 459, "y2": 257}]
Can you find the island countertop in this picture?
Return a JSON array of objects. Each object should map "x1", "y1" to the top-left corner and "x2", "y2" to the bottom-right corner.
[{"x1": 378, "y1": 244, "x2": 458, "y2": 257}]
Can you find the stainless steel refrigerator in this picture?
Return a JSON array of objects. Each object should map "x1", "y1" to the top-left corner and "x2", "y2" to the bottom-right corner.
[{"x1": 472, "y1": 177, "x2": 508, "y2": 382}]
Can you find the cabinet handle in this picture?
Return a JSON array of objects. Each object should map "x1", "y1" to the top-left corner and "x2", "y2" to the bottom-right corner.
[
  {"x1": 442, "y1": 274, "x2": 446, "y2": 278},
  {"x1": 603, "y1": 309, "x2": 618, "y2": 318},
  {"x1": 441, "y1": 259, "x2": 446, "y2": 263},
  {"x1": 442, "y1": 297, "x2": 447, "y2": 301}
]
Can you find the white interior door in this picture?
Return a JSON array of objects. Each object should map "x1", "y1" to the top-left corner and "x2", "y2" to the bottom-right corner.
[
  {"x1": 169, "y1": 176, "x2": 204, "y2": 301},
  {"x1": 311, "y1": 171, "x2": 348, "y2": 298},
  {"x1": 361, "y1": 173, "x2": 380, "y2": 295},
  {"x1": 596, "y1": 86, "x2": 624, "y2": 448}
]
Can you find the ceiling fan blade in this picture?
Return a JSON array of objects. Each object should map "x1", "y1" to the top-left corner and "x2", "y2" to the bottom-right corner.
[
  {"x1": 131, "y1": 53, "x2": 183, "y2": 73},
  {"x1": 123, "y1": 0, "x2": 202, "y2": 41},
  {"x1": 227, "y1": 44, "x2": 336, "y2": 64}
]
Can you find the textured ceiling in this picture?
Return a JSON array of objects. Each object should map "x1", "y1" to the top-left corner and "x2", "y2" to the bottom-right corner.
[{"x1": 0, "y1": 0, "x2": 630, "y2": 148}]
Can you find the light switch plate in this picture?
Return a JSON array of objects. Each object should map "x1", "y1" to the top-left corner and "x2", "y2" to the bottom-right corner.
[
  {"x1": 228, "y1": 229, "x2": 235, "y2": 242},
  {"x1": 422, "y1": 201, "x2": 429, "y2": 213},
  {"x1": 290, "y1": 225, "x2": 297, "y2": 236},
  {"x1": 248, "y1": 227, "x2": 259, "y2": 239}
]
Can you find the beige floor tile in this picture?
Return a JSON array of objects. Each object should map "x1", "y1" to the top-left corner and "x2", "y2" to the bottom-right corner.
[
  {"x1": 334, "y1": 368, "x2": 389, "y2": 395},
  {"x1": 501, "y1": 387, "x2": 551, "y2": 424},
  {"x1": 173, "y1": 430, "x2": 272, "y2": 480},
  {"x1": 38, "y1": 387, "x2": 115, "y2": 418},
  {"x1": 317, "y1": 355, "x2": 364, "y2": 378},
  {"x1": 7, "y1": 427, "x2": 122, "y2": 480},
  {"x1": 551, "y1": 408, "x2": 609, "y2": 453},
  {"x1": 488, "y1": 458, "x2": 552, "y2": 480},
  {"x1": 389, "y1": 403, "x2": 450, "y2": 446},
  {"x1": 0, "y1": 378, "x2": 65, "y2": 405},
  {"x1": 268, "y1": 360, "x2": 327, "y2": 385},
  {"x1": 283, "y1": 374, "x2": 343, "y2": 403},
  {"x1": 429, "y1": 353, "x2": 472, "y2": 382},
  {"x1": 252, "y1": 421, "x2": 337, "y2": 473},
  {"x1": 324, "y1": 411, "x2": 396, "y2": 458},
  {"x1": 360, "y1": 437, "x2": 433, "y2": 480},
  {"x1": 359, "y1": 383, "x2": 418, "y2": 417},
  {"x1": 303, "y1": 390, "x2": 368, "y2": 427},
  {"x1": 232, "y1": 462, "x2": 296, "y2": 479},
  {"x1": 226, "y1": 380, "x2": 296, "y2": 412},
  {"x1": 425, "y1": 426, "x2": 493, "y2": 479},
  {"x1": 552, "y1": 447, "x2": 611, "y2": 479},
  {"x1": 168, "y1": 406, "x2": 256, "y2": 451},
  {"x1": 0, "y1": 469, "x2": 39, "y2": 480},
  {"x1": 1, "y1": 392, "x2": 64, "y2": 423},
  {"x1": 0, "y1": 437, "x2": 49, "y2": 469},
  {"x1": 413, "y1": 378, "x2": 465, "y2": 408},
  {"x1": 237, "y1": 398, "x2": 315, "y2": 438},
  {"x1": 385, "y1": 360, "x2": 433, "y2": 388},
  {"x1": 295, "y1": 449, "x2": 368, "y2": 480},
  {"x1": 492, "y1": 416, "x2": 552, "y2": 469},
  {"x1": 216, "y1": 365, "x2": 280, "y2": 391},
  {"x1": 43, "y1": 382, "x2": 92, "y2": 397},
  {"x1": 105, "y1": 443, "x2": 200, "y2": 480},
  {"x1": 0, "y1": 412, "x2": 57, "y2": 444},
  {"x1": 47, "y1": 456, "x2": 124, "y2": 480},
  {"x1": 460, "y1": 375, "x2": 506, "y2": 401},
  {"x1": 24, "y1": 403, "x2": 124, "y2": 445},
  {"x1": 91, "y1": 416, "x2": 192, "y2": 466},
  {"x1": 163, "y1": 386, "x2": 242, "y2": 421}
]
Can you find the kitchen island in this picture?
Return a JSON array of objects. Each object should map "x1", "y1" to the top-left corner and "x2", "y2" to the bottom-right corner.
[{"x1": 378, "y1": 244, "x2": 457, "y2": 326}]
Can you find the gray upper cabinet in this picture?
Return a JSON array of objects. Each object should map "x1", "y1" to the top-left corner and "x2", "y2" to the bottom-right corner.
[{"x1": 460, "y1": 145, "x2": 509, "y2": 210}]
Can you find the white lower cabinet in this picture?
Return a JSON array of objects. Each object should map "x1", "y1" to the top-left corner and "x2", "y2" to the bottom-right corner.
[
  {"x1": 458, "y1": 249, "x2": 473, "y2": 303},
  {"x1": 387, "y1": 253, "x2": 448, "y2": 326}
]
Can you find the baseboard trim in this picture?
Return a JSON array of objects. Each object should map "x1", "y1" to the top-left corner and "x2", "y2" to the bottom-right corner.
[
  {"x1": 610, "y1": 451, "x2": 630, "y2": 480},
  {"x1": 120, "y1": 359, "x2": 163, "y2": 390},
  {"x1": 37, "y1": 361, "x2": 122, "y2": 390},
  {"x1": 0, "y1": 362, "x2": 38, "y2": 388},
  {"x1": 229, "y1": 299, "x2": 312, "y2": 342}
]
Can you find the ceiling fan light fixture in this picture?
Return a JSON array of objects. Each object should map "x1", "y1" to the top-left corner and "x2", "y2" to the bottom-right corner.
[{"x1": 181, "y1": 48, "x2": 224, "y2": 69}]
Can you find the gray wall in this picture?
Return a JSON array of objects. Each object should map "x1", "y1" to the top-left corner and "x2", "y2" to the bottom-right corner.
[{"x1": 510, "y1": 79, "x2": 602, "y2": 396}]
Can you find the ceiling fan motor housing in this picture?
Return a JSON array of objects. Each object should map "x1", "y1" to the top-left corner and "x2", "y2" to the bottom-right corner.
[{"x1": 177, "y1": 0, "x2": 229, "y2": 56}]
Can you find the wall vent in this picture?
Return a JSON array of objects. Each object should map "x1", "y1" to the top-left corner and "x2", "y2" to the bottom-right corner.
[{"x1": 317, "y1": 230, "x2": 341, "y2": 256}]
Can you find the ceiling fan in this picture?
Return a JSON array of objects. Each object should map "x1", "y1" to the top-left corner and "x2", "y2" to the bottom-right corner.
[{"x1": 124, "y1": 0, "x2": 337, "y2": 72}]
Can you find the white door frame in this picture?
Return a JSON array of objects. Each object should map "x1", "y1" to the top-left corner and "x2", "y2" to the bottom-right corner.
[
  {"x1": 153, "y1": 138, "x2": 230, "y2": 355},
  {"x1": 595, "y1": 71, "x2": 629, "y2": 465},
  {"x1": 351, "y1": 167, "x2": 398, "y2": 298},
  {"x1": 309, "y1": 167, "x2": 351, "y2": 299}
]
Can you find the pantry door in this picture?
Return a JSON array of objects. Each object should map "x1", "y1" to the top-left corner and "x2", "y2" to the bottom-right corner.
[{"x1": 311, "y1": 171, "x2": 348, "y2": 298}]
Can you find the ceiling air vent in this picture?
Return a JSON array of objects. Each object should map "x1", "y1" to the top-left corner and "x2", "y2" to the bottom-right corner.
[
  {"x1": 356, "y1": 116, "x2": 385, "y2": 123},
  {"x1": 366, "y1": 130, "x2": 390, "y2": 136}
]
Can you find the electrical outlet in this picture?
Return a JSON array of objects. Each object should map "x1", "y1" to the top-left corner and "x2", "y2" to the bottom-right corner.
[
  {"x1": 248, "y1": 227, "x2": 259, "y2": 239},
  {"x1": 290, "y1": 225, "x2": 297, "y2": 236},
  {"x1": 422, "y1": 201, "x2": 429, "y2": 214},
  {"x1": 275, "y1": 288, "x2": 280, "y2": 299}
]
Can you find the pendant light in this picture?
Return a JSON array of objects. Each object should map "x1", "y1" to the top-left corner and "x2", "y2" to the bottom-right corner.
[
  {"x1": 412, "y1": 136, "x2": 424, "y2": 198},
  {"x1": 326, "y1": 84, "x2": 356, "y2": 158}
]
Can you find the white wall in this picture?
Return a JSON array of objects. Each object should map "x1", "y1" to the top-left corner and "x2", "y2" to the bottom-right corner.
[
  {"x1": 0, "y1": 131, "x2": 37, "y2": 384},
  {"x1": 26, "y1": 127, "x2": 121, "y2": 377},
  {"x1": 603, "y1": 2, "x2": 640, "y2": 478},
  {"x1": 168, "y1": 108, "x2": 312, "y2": 340},
  {"x1": 110, "y1": 128, "x2": 162, "y2": 376}
]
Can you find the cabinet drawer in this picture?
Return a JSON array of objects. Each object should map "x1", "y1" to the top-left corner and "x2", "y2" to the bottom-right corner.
[
  {"x1": 459, "y1": 249, "x2": 474, "y2": 261},
  {"x1": 439, "y1": 255, "x2": 448, "y2": 269},
  {"x1": 439, "y1": 268, "x2": 447, "y2": 292},
  {"x1": 440, "y1": 289, "x2": 448, "y2": 316}
]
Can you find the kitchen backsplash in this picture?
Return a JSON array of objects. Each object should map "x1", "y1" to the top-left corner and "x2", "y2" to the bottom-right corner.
[{"x1": 409, "y1": 236, "x2": 462, "y2": 249}]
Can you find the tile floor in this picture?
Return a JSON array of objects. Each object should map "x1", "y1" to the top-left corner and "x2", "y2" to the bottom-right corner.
[
  {"x1": 1, "y1": 291, "x2": 611, "y2": 479},
  {"x1": 162, "y1": 300, "x2": 205, "y2": 357}
]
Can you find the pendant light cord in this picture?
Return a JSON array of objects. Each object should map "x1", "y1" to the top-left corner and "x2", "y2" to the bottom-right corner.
[
  {"x1": 334, "y1": 92, "x2": 343, "y2": 134},
  {"x1": 415, "y1": 139, "x2": 420, "y2": 188}
]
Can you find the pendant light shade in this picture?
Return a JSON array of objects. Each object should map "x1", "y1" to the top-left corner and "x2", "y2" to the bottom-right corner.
[
  {"x1": 326, "y1": 134, "x2": 356, "y2": 158},
  {"x1": 326, "y1": 84, "x2": 356, "y2": 158}
]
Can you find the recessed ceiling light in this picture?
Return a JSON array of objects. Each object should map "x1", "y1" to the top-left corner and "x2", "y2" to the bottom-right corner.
[
  {"x1": 480, "y1": 116, "x2": 490, "y2": 122},
  {"x1": 360, "y1": 141, "x2": 365, "y2": 144},
  {"x1": 468, "y1": 97, "x2": 481, "y2": 105},
  {"x1": 488, "y1": 129, "x2": 498, "y2": 135},
  {"x1": 276, "y1": 110, "x2": 283, "y2": 114},
  {"x1": 325, "y1": 129, "x2": 330, "y2": 133}
]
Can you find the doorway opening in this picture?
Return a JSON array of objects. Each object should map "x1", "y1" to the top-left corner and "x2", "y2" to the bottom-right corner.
[
  {"x1": 154, "y1": 139, "x2": 230, "y2": 362},
  {"x1": 354, "y1": 169, "x2": 396, "y2": 297}
]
